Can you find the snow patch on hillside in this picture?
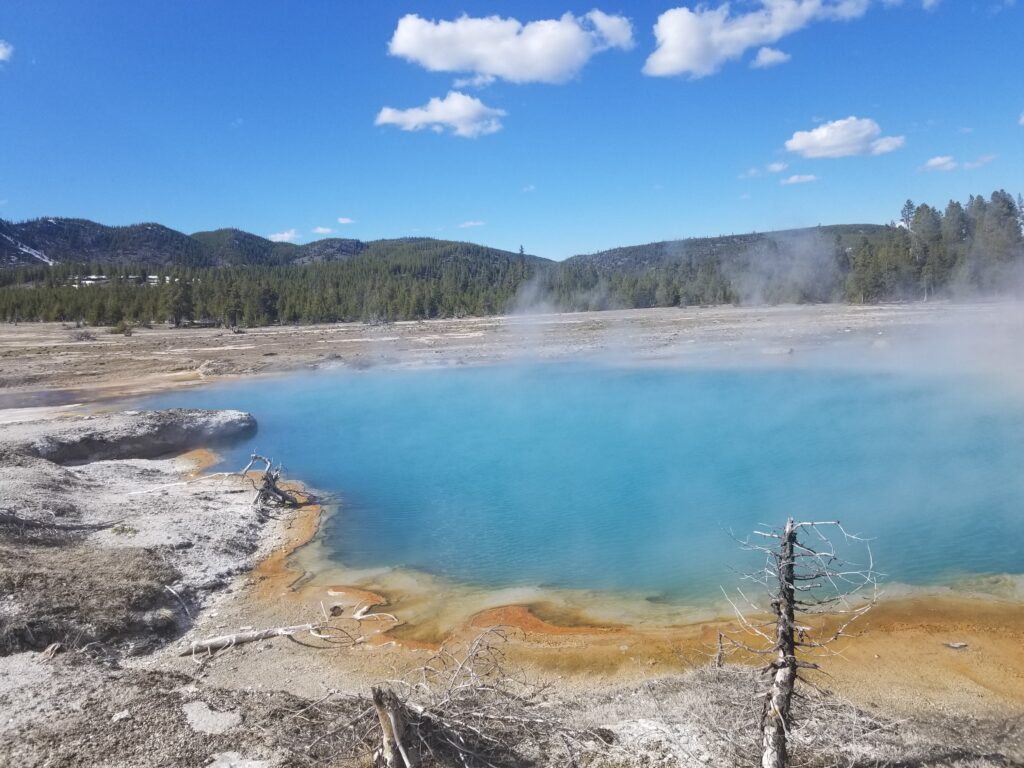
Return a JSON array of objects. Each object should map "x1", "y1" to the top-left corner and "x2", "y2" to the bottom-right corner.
[{"x1": 1, "y1": 233, "x2": 57, "y2": 265}]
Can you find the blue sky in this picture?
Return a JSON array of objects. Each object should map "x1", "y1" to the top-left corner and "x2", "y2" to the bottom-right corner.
[{"x1": 0, "y1": 1, "x2": 1020, "y2": 259}]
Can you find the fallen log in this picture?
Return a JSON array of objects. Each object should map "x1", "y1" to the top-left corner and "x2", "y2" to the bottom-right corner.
[{"x1": 182, "y1": 622, "x2": 350, "y2": 656}]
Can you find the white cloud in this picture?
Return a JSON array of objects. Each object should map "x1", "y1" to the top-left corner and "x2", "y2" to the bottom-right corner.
[
  {"x1": 644, "y1": 1, "x2": 871, "y2": 78},
  {"x1": 337, "y1": 217, "x2": 355, "y2": 225},
  {"x1": 312, "y1": 226, "x2": 334, "y2": 235},
  {"x1": 964, "y1": 154, "x2": 996, "y2": 169},
  {"x1": 376, "y1": 91, "x2": 506, "y2": 138},
  {"x1": 785, "y1": 116, "x2": 905, "y2": 158},
  {"x1": 388, "y1": 11, "x2": 633, "y2": 85},
  {"x1": 741, "y1": 161, "x2": 790, "y2": 179},
  {"x1": 752, "y1": 47, "x2": 791, "y2": 68},
  {"x1": 0, "y1": 40, "x2": 13, "y2": 63},
  {"x1": 453, "y1": 73, "x2": 496, "y2": 89},
  {"x1": 923, "y1": 155, "x2": 957, "y2": 171},
  {"x1": 869, "y1": 135, "x2": 906, "y2": 154},
  {"x1": 1019, "y1": 112, "x2": 1024, "y2": 127},
  {"x1": 780, "y1": 174, "x2": 818, "y2": 185},
  {"x1": 522, "y1": 184, "x2": 536, "y2": 192},
  {"x1": 881, "y1": 0, "x2": 942, "y2": 10},
  {"x1": 268, "y1": 229, "x2": 299, "y2": 243},
  {"x1": 921, "y1": 154, "x2": 995, "y2": 172},
  {"x1": 458, "y1": 221, "x2": 485, "y2": 228}
]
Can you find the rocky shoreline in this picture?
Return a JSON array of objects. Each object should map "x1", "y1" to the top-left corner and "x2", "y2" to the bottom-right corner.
[{"x1": 1, "y1": 410, "x2": 263, "y2": 654}]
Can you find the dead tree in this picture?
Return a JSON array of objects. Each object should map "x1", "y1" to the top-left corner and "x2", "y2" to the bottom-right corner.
[
  {"x1": 241, "y1": 453, "x2": 303, "y2": 511},
  {"x1": 371, "y1": 687, "x2": 419, "y2": 768},
  {"x1": 723, "y1": 518, "x2": 880, "y2": 768}
]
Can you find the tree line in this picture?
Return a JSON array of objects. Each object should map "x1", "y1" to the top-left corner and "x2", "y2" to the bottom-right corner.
[{"x1": 0, "y1": 190, "x2": 1020, "y2": 326}]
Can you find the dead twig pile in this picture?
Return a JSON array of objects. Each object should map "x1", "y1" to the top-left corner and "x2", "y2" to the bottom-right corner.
[
  {"x1": 267, "y1": 627, "x2": 611, "y2": 767},
  {"x1": 681, "y1": 665, "x2": 902, "y2": 767}
]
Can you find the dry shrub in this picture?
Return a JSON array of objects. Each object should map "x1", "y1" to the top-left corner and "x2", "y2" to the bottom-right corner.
[
  {"x1": 583, "y1": 665, "x2": 1023, "y2": 768},
  {"x1": 265, "y1": 628, "x2": 611, "y2": 767},
  {"x1": 0, "y1": 542, "x2": 181, "y2": 654}
]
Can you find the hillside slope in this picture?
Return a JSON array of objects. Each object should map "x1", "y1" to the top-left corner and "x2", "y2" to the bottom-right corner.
[{"x1": 0, "y1": 217, "x2": 545, "y2": 270}]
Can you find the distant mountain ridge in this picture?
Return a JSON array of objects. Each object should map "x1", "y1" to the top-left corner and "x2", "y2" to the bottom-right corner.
[
  {"x1": 2, "y1": 189, "x2": 1020, "y2": 324},
  {"x1": 0, "y1": 217, "x2": 406, "y2": 268},
  {"x1": 0, "y1": 215, "x2": 890, "y2": 271}
]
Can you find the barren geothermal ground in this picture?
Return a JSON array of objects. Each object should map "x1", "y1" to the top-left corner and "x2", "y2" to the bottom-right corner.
[
  {"x1": 2, "y1": 302, "x2": 1023, "y2": 404},
  {"x1": 1, "y1": 302, "x2": 1023, "y2": 767}
]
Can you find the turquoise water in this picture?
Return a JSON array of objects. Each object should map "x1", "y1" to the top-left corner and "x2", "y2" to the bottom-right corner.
[{"x1": 140, "y1": 364, "x2": 1024, "y2": 601}]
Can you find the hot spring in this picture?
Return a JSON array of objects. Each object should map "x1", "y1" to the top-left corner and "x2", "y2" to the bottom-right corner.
[{"x1": 139, "y1": 363, "x2": 1024, "y2": 605}]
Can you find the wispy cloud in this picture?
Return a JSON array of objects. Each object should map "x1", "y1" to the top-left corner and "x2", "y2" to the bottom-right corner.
[
  {"x1": 645, "y1": 1, "x2": 871, "y2": 78},
  {"x1": 780, "y1": 174, "x2": 818, "y2": 185},
  {"x1": 880, "y1": 0, "x2": 943, "y2": 11},
  {"x1": 1019, "y1": 111, "x2": 1024, "y2": 127},
  {"x1": 0, "y1": 40, "x2": 13, "y2": 63},
  {"x1": 337, "y1": 217, "x2": 355, "y2": 225},
  {"x1": 751, "y1": 47, "x2": 791, "y2": 68},
  {"x1": 453, "y1": 73, "x2": 496, "y2": 89},
  {"x1": 740, "y1": 161, "x2": 789, "y2": 179},
  {"x1": 522, "y1": 184, "x2": 536, "y2": 193},
  {"x1": 268, "y1": 229, "x2": 299, "y2": 243},
  {"x1": 376, "y1": 91, "x2": 506, "y2": 138},
  {"x1": 785, "y1": 116, "x2": 905, "y2": 158},
  {"x1": 923, "y1": 155, "x2": 957, "y2": 171},
  {"x1": 389, "y1": 11, "x2": 634, "y2": 85},
  {"x1": 458, "y1": 220, "x2": 485, "y2": 228},
  {"x1": 312, "y1": 226, "x2": 334, "y2": 235},
  {"x1": 964, "y1": 153, "x2": 996, "y2": 169},
  {"x1": 922, "y1": 154, "x2": 995, "y2": 172}
]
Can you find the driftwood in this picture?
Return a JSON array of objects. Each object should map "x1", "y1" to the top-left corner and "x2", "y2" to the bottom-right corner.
[
  {"x1": 37, "y1": 642, "x2": 63, "y2": 662},
  {"x1": 127, "y1": 452, "x2": 310, "y2": 515},
  {"x1": 242, "y1": 453, "x2": 304, "y2": 511},
  {"x1": 182, "y1": 622, "x2": 353, "y2": 657}
]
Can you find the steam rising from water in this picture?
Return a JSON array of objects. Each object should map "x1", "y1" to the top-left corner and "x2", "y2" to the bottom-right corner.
[{"x1": 135, "y1": 302, "x2": 1024, "y2": 633}]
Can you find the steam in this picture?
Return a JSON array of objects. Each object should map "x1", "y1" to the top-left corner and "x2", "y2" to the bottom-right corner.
[{"x1": 720, "y1": 229, "x2": 843, "y2": 304}]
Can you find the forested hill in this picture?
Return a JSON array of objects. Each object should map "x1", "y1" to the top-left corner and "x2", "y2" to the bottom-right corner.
[
  {"x1": 0, "y1": 189, "x2": 1021, "y2": 325},
  {"x1": 566, "y1": 225, "x2": 890, "y2": 273},
  {"x1": 0, "y1": 216, "x2": 535, "y2": 269}
]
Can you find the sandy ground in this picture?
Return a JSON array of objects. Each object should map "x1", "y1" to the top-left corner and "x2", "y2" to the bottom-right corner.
[
  {"x1": 2, "y1": 304, "x2": 1024, "y2": 766},
  {"x1": 3, "y1": 302, "x2": 1023, "y2": 407}
]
